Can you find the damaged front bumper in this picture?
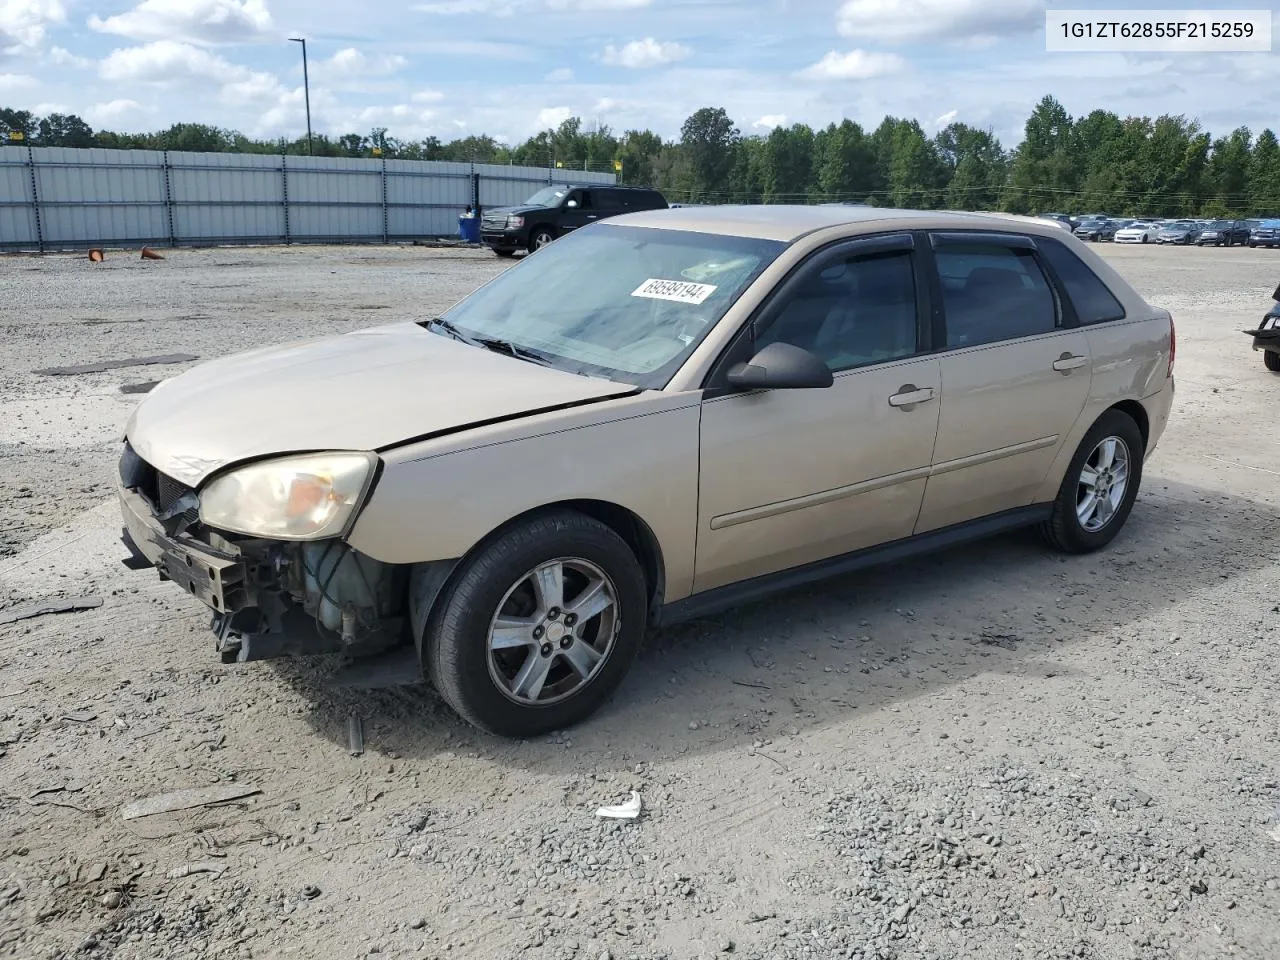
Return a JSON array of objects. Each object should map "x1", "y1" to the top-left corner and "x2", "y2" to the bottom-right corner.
[
  {"x1": 116, "y1": 453, "x2": 409, "y2": 664},
  {"x1": 1244, "y1": 316, "x2": 1280, "y2": 354}
]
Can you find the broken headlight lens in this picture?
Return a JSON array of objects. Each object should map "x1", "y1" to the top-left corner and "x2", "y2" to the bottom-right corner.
[{"x1": 198, "y1": 452, "x2": 376, "y2": 540}]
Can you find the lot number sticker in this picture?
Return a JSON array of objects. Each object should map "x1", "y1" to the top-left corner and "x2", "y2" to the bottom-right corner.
[{"x1": 631, "y1": 278, "x2": 717, "y2": 305}]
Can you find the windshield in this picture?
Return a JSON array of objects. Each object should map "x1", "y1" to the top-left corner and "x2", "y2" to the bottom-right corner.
[
  {"x1": 432, "y1": 223, "x2": 786, "y2": 388},
  {"x1": 523, "y1": 186, "x2": 569, "y2": 207}
]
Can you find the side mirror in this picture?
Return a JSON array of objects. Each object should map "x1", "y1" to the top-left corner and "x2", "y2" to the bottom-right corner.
[
  {"x1": 566, "y1": 199, "x2": 579, "y2": 208},
  {"x1": 727, "y1": 341, "x2": 834, "y2": 391}
]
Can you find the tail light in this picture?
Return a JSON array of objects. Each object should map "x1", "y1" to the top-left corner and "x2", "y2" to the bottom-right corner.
[{"x1": 1167, "y1": 315, "x2": 1176, "y2": 378}]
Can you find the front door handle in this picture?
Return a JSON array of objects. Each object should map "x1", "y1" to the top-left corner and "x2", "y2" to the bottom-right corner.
[
  {"x1": 1052, "y1": 353, "x2": 1089, "y2": 372},
  {"x1": 586, "y1": 214, "x2": 598, "y2": 219},
  {"x1": 888, "y1": 385, "x2": 936, "y2": 408}
]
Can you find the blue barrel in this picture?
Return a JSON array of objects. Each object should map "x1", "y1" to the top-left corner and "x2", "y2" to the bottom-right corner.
[{"x1": 458, "y1": 215, "x2": 480, "y2": 244}]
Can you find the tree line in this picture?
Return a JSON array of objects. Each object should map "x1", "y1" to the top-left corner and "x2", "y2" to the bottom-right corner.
[{"x1": 4, "y1": 95, "x2": 1279, "y2": 218}]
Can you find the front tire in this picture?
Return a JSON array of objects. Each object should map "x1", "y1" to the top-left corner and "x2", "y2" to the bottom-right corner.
[
  {"x1": 492, "y1": 247, "x2": 516, "y2": 258},
  {"x1": 1041, "y1": 410, "x2": 1145, "y2": 554},
  {"x1": 423, "y1": 510, "x2": 648, "y2": 737},
  {"x1": 529, "y1": 227, "x2": 556, "y2": 251},
  {"x1": 1265, "y1": 350, "x2": 1280, "y2": 373}
]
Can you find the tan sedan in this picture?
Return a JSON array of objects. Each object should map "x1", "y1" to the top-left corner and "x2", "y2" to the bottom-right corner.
[{"x1": 116, "y1": 206, "x2": 1175, "y2": 736}]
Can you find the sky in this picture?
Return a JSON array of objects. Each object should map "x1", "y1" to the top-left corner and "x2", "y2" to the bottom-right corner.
[{"x1": 1, "y1": 0, "x2": 1278, "y2": 147}]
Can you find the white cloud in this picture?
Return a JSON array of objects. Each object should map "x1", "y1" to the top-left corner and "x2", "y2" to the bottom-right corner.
[
  {"x1": 753, "y1": 114, "x2": 786, "y2": 129},
  {"x1": 411, "y1": 89, "x2": 445, "y2": 103},
  {"x1": 88, "y1": 0, "x2": 274, "y2": 46},
  {"x1": 315, "y1": 47, "x2": 408, "y2": 79},
  {"x1": 547, "y1": 0, "x2": 650, "y2": 8},
  {"x1": 797, "y1": 49, "x2": 906, "y2": 80},
  {"x1": 836, "y1": 0, "x2": 1045, "y2": 44},
  {"x1": 538, "y1": 105, "x2": 572, "y2": 128},
  {"x1": 1, "y1": 0, "x2": 66, "y2": 56},
  {"x1": 412, "y1": 0, "x2": 514, "y2": 14},
  {"x1": 0, "y1": 72, "x2": 37, "y2": 90},
  {"x1": 599, "y1": 38, "x2": 692, "y2": 69},
  {"x1": 87, "y1": 99, "x2": 151, "y2": 123},
  {"x1": 934, "y1": 108, "x2": 958, "y2": 125},
  {"x1": 592, "y1": 97, "x2": 616, "y2": 113},
  {"x1": 48, "y1": 45, "x2": 92, "y2": 68},
  {"x1": 544, "y1": 67, "x2": 573, "y2": 82},
  {"x1": 32, "y1": 100, "x2": 67, "y2": 113}
]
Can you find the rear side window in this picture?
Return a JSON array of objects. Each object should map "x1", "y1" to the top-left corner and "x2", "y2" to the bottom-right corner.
[
  {"x1": 1038, "y1": 239, "x2": 1126, "y2": 325},
  {"x1": 934, "y1": 242, "x2": 1059, "y2": 348},
  {"x1": 594, "y1": 190, "x2": 625, "y2": 212}
]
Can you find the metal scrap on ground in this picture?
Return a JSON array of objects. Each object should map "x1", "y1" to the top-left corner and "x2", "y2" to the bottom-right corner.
[
  {"x1": 119, "y1": 380, "x2": 161, "y2": 395},
  {"x1": 35, "y1": 354, "x2": 197, "y2": 376},
  {"x1": 0, "y1": 597, "x2": 103, "y2": 626},
  {"x1": 119, "y1": 784, "x2": 262, "y2": 821}
]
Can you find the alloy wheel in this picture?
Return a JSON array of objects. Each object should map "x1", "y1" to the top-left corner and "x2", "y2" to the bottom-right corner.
[
  {"x1": 486, "y1": 558, "x2": 620, "y2": 706},
  {"x1": 1076, "y1": 436, "x2": 1131, "y2": 533}
]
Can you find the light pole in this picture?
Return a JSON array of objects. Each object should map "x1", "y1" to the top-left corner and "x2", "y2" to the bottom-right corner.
[{"x1": 289, "y1": 37, "x2": 313, "y2": 155}]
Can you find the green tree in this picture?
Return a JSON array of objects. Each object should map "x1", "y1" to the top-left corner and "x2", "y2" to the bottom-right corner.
[
  {"x1": 679, "y1": 107, "x2": 740, "y2": 202},
  {"x1": 1003, "y1": 95, "x2": 1075, "y2": 213},
  {"x1": 812, "y1": 120, "x2": 879, "y2": 201},
  {"x1": 1206, "y1": 126, "x2": 1252, "y2": 213},
  {"x1": 1248, "y1": 129, "x2": 1280, "y2": 215},
  {"x1": 760, "y1": 123, "x2": 814, "y2": 202}
]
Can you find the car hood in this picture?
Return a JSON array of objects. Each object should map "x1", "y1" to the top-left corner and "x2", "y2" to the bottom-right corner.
[
  {"x1": 125, "y1": 322, "x2": 637, "y2": 487},
  {"x1": 483, "y1": 204, "x2": 548, "y2": 218}
]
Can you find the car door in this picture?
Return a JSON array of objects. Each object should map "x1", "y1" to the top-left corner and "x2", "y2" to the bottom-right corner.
[
  {"x1": 694, "y1": 234, "x2": 942, "y2": 593},
  {"x1": 914, "y1": 231, "x2": 1092, "y2": 534},
  {"x1": 558, "y1": 189, "x2": 597, "y2": 232}
]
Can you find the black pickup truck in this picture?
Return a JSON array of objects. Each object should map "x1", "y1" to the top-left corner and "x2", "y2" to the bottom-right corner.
[{"x1": 479, "y1": 184, "x2": 668, "y2": 256}]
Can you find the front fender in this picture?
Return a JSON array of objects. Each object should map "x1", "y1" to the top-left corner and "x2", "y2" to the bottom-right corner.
[{"x1": 345, "y1": 392, "x2": 702, "y2": 602}]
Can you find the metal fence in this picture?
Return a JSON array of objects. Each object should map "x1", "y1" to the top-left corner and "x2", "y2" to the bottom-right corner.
[{"x1": 0, "y1": 146, "x2": 616, "y2": 253}]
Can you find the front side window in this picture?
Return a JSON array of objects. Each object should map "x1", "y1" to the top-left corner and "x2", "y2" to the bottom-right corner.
[
  {"x1": 934, "y1": 241, "x2": 1059, "y2": 347},
  {"x1": 1038, "y1": 238, "x2": 1126, "y2": 325},
  {"x1": 433, "y1": 224, "x2": 785, "y2": 388},
  {"x1": 754, "y1": 249, "x2": 919, "y2": 372}
]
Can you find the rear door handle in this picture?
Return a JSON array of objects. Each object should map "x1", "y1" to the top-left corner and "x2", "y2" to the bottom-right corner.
[
  {"x1": 1052, "y1": 354, "x2": 1089, "y2": 372},
  {"x1": 888, "y1": 385, "x2": 935, "y2": 408}
]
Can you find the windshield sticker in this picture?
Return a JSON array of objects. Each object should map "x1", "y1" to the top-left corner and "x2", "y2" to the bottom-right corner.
[{"x1": 631, "y1": 278, "x2": 717, "y2": 305}]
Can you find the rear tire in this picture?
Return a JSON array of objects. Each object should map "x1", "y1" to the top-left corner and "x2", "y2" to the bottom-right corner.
[
  {"x1": 1265, "y1": 350, "x2": 1280, "y2": 373},
  {"x1": 423, "y1": 510, "x2": 648, "y2": 737},
  {"x1": 1041, "y1": 410, "x2": 1145, "y2": 555}
]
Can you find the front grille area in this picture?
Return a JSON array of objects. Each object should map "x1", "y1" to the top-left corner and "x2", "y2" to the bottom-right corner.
[{"x1": 120, "y1": 441, "x2": 198, "y2": 527}]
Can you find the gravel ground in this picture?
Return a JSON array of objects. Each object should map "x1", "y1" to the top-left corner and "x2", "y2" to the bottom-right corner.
[{"x1": 1, "y1": 241, "x2": 1278, "y2": 960}]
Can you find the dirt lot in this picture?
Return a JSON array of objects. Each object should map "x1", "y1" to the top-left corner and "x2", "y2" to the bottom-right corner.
[{"x1": 1, "y1": 241, "x2": 1278, "y2": 960}]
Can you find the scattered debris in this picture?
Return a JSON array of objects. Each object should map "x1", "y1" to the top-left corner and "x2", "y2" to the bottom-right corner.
[
  {"x1": 302, "y1": 885, "x2": 322, "y2": 900},
  {"x1": 30, "y1": 781, "x2": 86, "y2": 798},
  {"x1": 731, "y1": 679, "x2": 770, "y2": 690},
  {"x1": 0, "y1": 596, "x2": 103, "y2": 626},
  {"x1": 88, "y1": 249, "x2": 103, "y2": 263},
  {"x1": 140, "y1": 247, "x2": 165, "y2": 261},
  {"x1": 165, "y1": 861, "x2": 225, "y2": 880},
  {"x1": 977, "y1": 632, "x2": 1021, "y2": 650},
  {"x1": 595, "y1": 791, "x2": 642, "y2": 820},
  {"x1": 347, "y1": 715, "x2": 365, "y2": 756},
  {"x1": 61, "y1": 711, "x2": 97, "y2": 723},
  {"x1": 35, "y1": 354, "x2": 197, "y2": 376},
  {"x1": 119, "y1": 784, "x2": 262, "y2": 821},
  {"x1": 119, "y1": 380, "x2": 161, "y2": 395}
]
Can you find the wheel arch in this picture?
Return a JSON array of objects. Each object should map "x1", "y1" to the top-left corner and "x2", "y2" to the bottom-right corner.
[
  {"x1": 406, "y1": 498, "x2": 668, "y2": 653},
  {"x1": 1108, "y1": 399, "x2": 1149, "y2": 451}
]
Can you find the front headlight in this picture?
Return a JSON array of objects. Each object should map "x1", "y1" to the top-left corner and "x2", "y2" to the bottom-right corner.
[
  {"x1": 506, "y1": 215, "x2": 524, "y2": 228},
  {"x1": 198, "y1": 452, "x2": 377, "y2": 540}
]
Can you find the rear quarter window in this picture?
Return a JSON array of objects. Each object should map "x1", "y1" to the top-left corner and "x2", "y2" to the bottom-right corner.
[{"x1": 1038, "y1": 239, "x2": 1127, "y2": 325}]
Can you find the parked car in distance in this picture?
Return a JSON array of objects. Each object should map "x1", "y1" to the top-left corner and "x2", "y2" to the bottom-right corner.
[
  {"x1": 479, "y1": 184, "x2": 668, "y2": 256},
  {"x1": 1074, "y1": 218, "x2": 1118, "y2": 242},
  {"x1": 1113, "y1": 221, "x2": 1156, "y2": 244},
  {"x1": 1249, "y1": 219, "x2": 1280, "y2": 248},
  {"x1": 1196, "y1": 220, "x2": 1252, "y2": 246},
  {"x1": 1039, "y1": 213, "x2": 1076, "y2": 230},
  {"x1": 1243, "y1": 282, "x2": 1280, "y2": 372},
  {"x1": 114, "y1": 205, "x2": 1176, "y2": 736},
  {"x1": 1156, "y1": 221, "x2": 1200, "y2": 245}
]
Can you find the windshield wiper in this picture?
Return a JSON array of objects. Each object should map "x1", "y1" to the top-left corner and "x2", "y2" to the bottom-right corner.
[
  {"x1": 422, "y1": 319, "x2": 553, "y2": 367},
  {"x1": 471, "y1": 336, "x2": 555, "y2": 367},
  {"x1": 422, "y1": 317, "x2": 475, "y2": 343}
]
